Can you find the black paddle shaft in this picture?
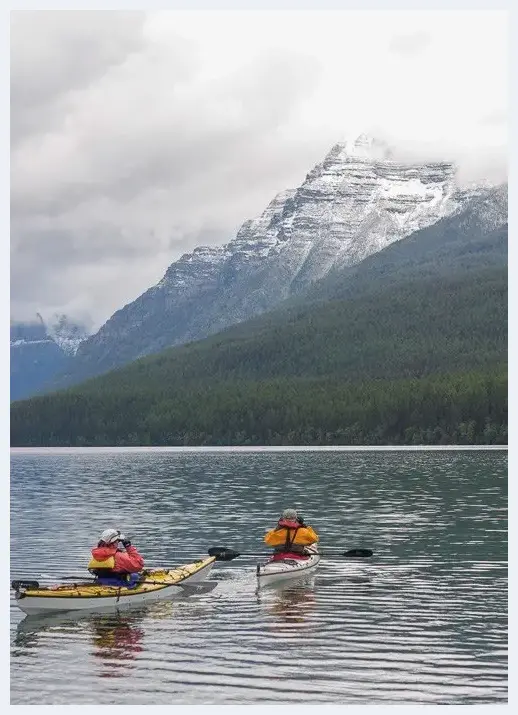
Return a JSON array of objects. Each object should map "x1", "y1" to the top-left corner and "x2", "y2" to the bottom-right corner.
[{"x1": 208, "y1": 547, "x2": 373, "y2": 560}]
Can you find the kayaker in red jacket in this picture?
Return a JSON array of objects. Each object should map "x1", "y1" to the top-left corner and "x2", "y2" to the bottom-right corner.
[{"x1": 88, "y1": 528, "x2": 145, "y2": 575}]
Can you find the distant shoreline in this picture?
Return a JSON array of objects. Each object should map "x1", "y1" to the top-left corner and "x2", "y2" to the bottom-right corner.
[{"x1": 10, "y1": 445, "x2": 508, "y2": 454}]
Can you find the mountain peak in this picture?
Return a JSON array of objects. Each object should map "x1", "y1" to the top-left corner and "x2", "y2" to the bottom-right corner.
[
  {"x1": 45, "y1": 313, "x2": 91, "y2": 355},
  {"x1": 10, "y1": 313, "x2": 91, "y2": 356},
  {"x1": 56, "y1": 139, "x2": 504, "y2": 387},
  {"x1": 329, "y1": 134, "x2": 394, "y2": 162}
]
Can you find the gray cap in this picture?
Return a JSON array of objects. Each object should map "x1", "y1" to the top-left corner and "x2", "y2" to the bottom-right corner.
[{"x1": 281, "y1": 508, "x2": 298, "y2": 521}]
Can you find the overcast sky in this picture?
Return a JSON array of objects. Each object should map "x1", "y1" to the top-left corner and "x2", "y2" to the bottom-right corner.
[{"x1": 10, "y1": 9, "x2": 508, "y2": 329}]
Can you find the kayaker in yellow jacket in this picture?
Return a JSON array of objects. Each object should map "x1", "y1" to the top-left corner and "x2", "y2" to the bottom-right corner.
[{"x1": 264, "y1": 508, "x2": 319, "y2": 560}]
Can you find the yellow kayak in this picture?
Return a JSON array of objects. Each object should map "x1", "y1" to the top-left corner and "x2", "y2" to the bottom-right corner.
[{"x1": 12, "y1": 556, "x2": 216, "y2": 615}]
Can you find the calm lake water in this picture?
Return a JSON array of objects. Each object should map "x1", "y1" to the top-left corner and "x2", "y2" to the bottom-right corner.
[{"x1": 10, "y1": 448, "x2": 507, "y2": 705}]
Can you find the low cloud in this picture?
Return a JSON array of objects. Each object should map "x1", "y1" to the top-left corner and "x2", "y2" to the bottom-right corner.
[
  {"x1": 389, "y1": 31, "x2": 431, "y2": 56},
  {"x1": 11, "y1": 10, "x2": 508, "y2": 328}
]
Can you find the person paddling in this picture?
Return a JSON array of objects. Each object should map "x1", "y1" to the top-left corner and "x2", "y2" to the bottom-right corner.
[
  {"x1": 88, "y1": 528, "x2": 145, "y2": 587},
  {"x1": 264, "y1": 508, "x2": 319, "y2": 561}
]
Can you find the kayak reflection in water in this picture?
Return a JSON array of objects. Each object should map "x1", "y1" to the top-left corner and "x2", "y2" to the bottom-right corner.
[
  {"x1": 264, "y1": 508, "x2": 319, "y2": 561},
  {"x1": 13, "y1": 609, "x2": 145, "y2": 672},
  {"x1": 88, "y1": 528, "x2": 145, "y2": 588},
  {"x1": 256, "y1": 584, "x2": 317, "y2": 629},
  {"x1": 270, "y1": 586, "x2": 317, "y2": 624}
]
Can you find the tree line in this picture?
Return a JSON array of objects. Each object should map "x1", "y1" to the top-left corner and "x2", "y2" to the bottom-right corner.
[{"x1": 11, "y1": 367, "x2": 507, "y2": 446}]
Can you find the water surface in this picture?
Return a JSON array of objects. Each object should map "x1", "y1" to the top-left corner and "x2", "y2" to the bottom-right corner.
[{"x1": 10, "y1": 448, "x2": 508, "y2": 704}]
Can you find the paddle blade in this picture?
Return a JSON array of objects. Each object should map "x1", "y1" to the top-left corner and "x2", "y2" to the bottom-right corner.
[
  {"x1": 208, "y1": 547, "x2": 241, "y2": 561},
  {"x1": 12, "y1": 579, "x2": 40, "y2": 590},
  {"x1": 343, "y1": 549, "x2": 373, "y2": 558}
]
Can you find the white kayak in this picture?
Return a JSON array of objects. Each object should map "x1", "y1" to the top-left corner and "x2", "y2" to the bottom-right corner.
[
  {"x1": 256, "y1": 551, "x2": 321, "y2": 587},
  {"x1": 12, "y1": 556, "x2": 215, "y2": 615}
]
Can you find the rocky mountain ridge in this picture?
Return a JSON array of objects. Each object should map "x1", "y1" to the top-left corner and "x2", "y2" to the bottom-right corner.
[{"x1": 69, "y1": 134, "x2": 493, "y2": 380}]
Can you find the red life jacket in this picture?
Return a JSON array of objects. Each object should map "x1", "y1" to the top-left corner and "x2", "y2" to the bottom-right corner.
[{"x1": 89, "y1": 544, "x2": 144, "y2": 575}]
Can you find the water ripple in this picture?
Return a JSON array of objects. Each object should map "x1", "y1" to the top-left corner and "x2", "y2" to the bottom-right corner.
[{"x1": 11, "y1": 449, "x2": 507, "y2": 704}]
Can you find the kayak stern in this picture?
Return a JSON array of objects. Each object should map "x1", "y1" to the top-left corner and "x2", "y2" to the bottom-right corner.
[{"x1": 257, "y1": 553, "x2": 321, "y2": 587}]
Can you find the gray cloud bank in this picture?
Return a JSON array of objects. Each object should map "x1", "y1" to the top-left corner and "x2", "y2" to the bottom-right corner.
[{"x1": 10, "y1": 10, "x2": 508, "y2": 328}]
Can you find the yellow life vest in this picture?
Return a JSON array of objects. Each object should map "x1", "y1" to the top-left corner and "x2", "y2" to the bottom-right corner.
[{"x1": 87, "y1": 555, "x2": 115, "y2": 570}]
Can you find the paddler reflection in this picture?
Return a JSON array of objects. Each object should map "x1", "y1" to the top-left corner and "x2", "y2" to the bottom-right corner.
[
  {"x1": 257, "y1": 582, "x2": 317, "y2": 628},
  {"x1": 91, "y1": 613, "x2": 145, "y2": 677}
]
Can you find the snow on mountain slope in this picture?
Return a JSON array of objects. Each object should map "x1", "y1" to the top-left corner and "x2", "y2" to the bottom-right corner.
[
  {"x1": 10, "y1": 314, "x2": 90, "y2": 401},
  {"x1": 56, "y1": 135, "x2": 507, "y2": 381}
]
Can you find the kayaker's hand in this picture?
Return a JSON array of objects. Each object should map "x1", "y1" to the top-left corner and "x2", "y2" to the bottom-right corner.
[{"x1": 121, "y1": 537, "x2": 132, "y2": 548}]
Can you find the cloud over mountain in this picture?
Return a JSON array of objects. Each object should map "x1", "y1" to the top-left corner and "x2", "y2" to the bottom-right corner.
[{"x1": 11, "y1": 10, "x2": 507, "y2": 327}]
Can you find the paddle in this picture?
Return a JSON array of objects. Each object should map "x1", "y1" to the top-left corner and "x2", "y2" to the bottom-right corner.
[
  {"x1": 12, "y1": 579, "x2": 40, "y2": 590},
  {"x1": 208, "y1": 547, "x2": 373, "y2": 561},
  {"x1": 326, "y1": 549, "x2": 374, "y2": 558}
]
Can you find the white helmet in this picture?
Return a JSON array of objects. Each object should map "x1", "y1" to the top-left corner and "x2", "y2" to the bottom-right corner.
[
  {"x1": 281, "y1": 508, "x2": 298, "y2": 521},
  {"x1": 100, "y1": 528, "x2": 120, "y2": 544}
]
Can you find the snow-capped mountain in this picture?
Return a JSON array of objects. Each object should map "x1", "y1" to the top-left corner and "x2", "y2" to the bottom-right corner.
[
  {"x1": 10, "y1": 314, "x2": 90, "y2": 401},
  {"x1": 70, "y1": 134, "x2": 495, "y2": 378},
  {"x1": 45, "y1": 313, "x2": 90, "y2": 355},
  {"x1": 10, "y1": 317, "x2": 55, "y2": 351}
]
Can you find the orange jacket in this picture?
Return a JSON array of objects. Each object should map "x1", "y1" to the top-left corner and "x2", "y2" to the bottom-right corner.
[
  {"x1": 264, "y1": 519, "x2": 319, "y2": 549},
  {"x1": 91, "y1": 544, "x2": 144, "y2": 574}
]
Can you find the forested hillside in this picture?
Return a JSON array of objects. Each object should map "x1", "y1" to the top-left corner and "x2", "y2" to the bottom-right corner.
[{"x1": 11, "y1": 265, "x2": 507, "y2": 447}]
